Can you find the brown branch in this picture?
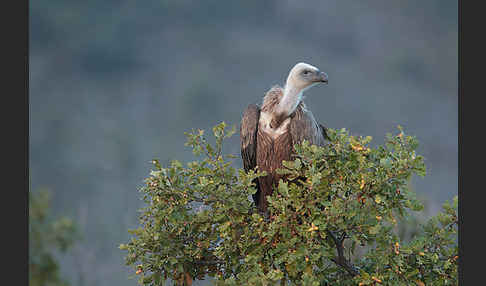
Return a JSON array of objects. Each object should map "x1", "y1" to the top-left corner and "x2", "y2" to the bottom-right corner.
[
  {"x1": 191, "y1": 259, "x2": 225, "y2": 266},
  {"x1": 327, "y1": 230, "x2": 360, "y2": 277}
]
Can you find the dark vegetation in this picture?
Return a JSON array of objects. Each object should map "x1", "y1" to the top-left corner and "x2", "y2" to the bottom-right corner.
[{"x1": 29, "y1": 190, "x2": 78, "y2": 286}]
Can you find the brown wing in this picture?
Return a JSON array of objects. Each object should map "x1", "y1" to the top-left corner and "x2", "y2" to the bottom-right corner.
[
  {"x1": 319, "y1": 123, "x2": 330, "y2": 141},
  {"x1": 289, "y1": 104, "x2": 328, "y2": 147},
  {"x1": 240, "y1": 104, "x2": 261, "y2": 206}
]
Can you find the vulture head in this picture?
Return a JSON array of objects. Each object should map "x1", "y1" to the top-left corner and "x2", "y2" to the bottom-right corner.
[{"x1": 285, "y1": 62, "x2": 328, "y2": 92}]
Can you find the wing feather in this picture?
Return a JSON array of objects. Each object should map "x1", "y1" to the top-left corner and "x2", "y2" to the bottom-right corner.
[
  {"x1": 289, "y1": 104, "x2": 328, "y2": 147},
  {"x1": 240, "y1": 104, "x2": 261, "y2": 206},
  {"x1": 319, "y1": 123, "x2": 330, "y2": 141}
]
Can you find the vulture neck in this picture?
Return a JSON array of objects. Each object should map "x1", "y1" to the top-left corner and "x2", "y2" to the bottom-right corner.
[{"x1": 276, "y1": 82, "x2": 304, "y2": 118}]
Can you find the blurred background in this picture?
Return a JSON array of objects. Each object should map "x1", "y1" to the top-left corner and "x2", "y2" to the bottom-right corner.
[{"x1": 29, "y1": 1, "x2": 457, "y2": 285}]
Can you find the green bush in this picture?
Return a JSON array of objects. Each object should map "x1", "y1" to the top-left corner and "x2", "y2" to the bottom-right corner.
[
  {"x1": 29, "y1": 190, "x2": 77, "y2": 286},
  {"x1": 120, "y1": 122, "x2": 458, "y2": 285}
]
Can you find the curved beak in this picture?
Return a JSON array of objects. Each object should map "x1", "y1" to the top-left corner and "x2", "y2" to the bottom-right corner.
[{"x1": 317, "y1": 71, "x2": 328, "y2": 83}]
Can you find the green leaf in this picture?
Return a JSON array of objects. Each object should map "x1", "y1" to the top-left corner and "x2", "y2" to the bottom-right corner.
[
  {"x1": 369, "y1": 224, "x2": 381, "y2": 235},
  {"x1": 120, "y1": 122, "x2": 457, "y2": 286}
]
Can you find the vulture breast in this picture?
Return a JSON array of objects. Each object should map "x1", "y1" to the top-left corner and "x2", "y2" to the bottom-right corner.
[{"x1": 255, "y1": 112, "x2": 294, "y2": 213}]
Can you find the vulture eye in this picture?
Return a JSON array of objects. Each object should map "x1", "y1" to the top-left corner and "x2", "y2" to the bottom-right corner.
[{"x1": 303, "y1": 70, "x2": 310, "y2": 75}]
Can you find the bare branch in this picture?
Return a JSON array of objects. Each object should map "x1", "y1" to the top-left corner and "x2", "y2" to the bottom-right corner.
[{"x1": 327, "y1": 230, "x2": 359, "y2": 277}]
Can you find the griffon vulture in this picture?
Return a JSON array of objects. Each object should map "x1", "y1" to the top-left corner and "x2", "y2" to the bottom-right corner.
[{"x1": 240, "y1": 62, "x2": 329, "y2": 213}]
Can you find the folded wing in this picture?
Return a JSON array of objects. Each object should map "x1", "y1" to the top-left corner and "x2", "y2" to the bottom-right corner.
[{"x1": 240, "y1": 104, "x2": 261, "y2": 206}]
